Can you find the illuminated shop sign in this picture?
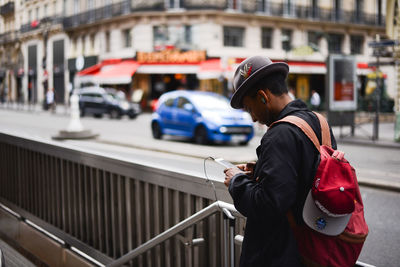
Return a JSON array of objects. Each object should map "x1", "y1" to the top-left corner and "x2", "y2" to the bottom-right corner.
[{"x1": 136, "y1": 50, "x2": 206, "y2": 64}]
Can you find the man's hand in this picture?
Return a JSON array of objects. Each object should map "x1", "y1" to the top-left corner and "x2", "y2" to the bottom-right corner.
[
  {"x1": 224, "y1": 167, "x2": 244, "y2": 187},
  {"x1": 223, "y1": 162, "x2": 256, "y2": 187}
]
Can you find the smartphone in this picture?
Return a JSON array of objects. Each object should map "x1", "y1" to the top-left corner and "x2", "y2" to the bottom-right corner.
[{"x1": 213, "y1": 158, "x2": 239, "y2": 169}]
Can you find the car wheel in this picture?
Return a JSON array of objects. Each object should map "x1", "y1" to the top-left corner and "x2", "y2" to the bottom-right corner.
[
  {"x1": 152, "y1": 122, "x2": 163, "y2": 139},
  {"x1": 239, "y1": 141, "x2": 249, "y2": 146},
  {"x1": 94, "y1": 113, "x2": 103, "y2": 118},
  {"x1": 128, "y1": 114, "x2": 137, "y2": 119},
  {"x1": 110, "y1": 109, "x2": 120, "y2": 119},
  {"x1": 194, "y1": 125, "x2": 209, "y2": 145}
]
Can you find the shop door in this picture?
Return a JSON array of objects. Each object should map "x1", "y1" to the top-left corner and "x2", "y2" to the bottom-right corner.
[
  {"x1": 28, "y1": 45, "x2": 37, "y2": 103},
  {"x1": 53, "y1": 40, "x2": 65, "y2": 104}
]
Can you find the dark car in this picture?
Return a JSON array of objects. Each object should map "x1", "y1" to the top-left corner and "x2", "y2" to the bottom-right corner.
[
  {"x1": 151, "y1": 90, "x2": 254, "y2": 145},
  {"x1": 76, "y1": 87, "x2": 141, "y2": 119}
]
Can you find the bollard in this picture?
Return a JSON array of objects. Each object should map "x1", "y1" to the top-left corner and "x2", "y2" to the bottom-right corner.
[{"x1": 52, "y1": 93, "x2": 98, "y2": 140}]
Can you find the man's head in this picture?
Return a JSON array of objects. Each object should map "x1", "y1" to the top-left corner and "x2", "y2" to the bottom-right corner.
[{"x1": 230, "y1": 56, "x2": 290, "y2": 126}]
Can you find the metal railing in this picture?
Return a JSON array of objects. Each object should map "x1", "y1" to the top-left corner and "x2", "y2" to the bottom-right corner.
[
  {"x1": 0, "y1": 1, "x2": 14, "y2": 17},
  {"x1": 0, "y1": 131, "x2": 245, "y2": 266},
  {"x1": 108, "y1": 201, "x2": 242, "y2": 267},
  {"x1": 63, "y1": 0, "x2": 133, "y2": 29},
  {"x1": 62, "y1": 0, "x2": 385, "y2": 30}
]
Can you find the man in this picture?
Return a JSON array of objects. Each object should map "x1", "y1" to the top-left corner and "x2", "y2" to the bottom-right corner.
[{"x1": 224, "y1": 56, "x2": 336, "y2": 267}]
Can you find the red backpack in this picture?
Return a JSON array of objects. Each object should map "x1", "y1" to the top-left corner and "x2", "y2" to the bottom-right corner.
[{"x1": 272, "y1": 113, "x2": 369, "y2": 267}]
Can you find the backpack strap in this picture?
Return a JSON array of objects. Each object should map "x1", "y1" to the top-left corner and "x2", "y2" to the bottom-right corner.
[
  {"x1": 313, "y1": 112, "x2": 331, "y2": 148},
  {"x1": 270, "y1": 113, "x2": 332, "y2": 152},
  {"x1": 272, "y1": 115, "x2": 321, "y2": 152}
]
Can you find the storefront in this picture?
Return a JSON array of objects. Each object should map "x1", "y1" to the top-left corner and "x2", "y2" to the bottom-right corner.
[{"x1": 76, "y1": 50, "x2": 228, "y2": 110}]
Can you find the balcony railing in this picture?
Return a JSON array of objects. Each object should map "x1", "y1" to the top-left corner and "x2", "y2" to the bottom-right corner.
[
  {"x1": 63, "y1": 0, "x2": 132, "y2": 29},
  {"x1": 63, "y1": 0, "x2": 385, "y2": 30},
  {"x1": 0, "y1": 1, "x2": 14, "y2": 17},
  {"x1": 20, "y1": 16, "x2": 63, "y2": 34}
]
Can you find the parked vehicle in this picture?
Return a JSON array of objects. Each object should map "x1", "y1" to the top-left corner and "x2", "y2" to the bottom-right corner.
[
  {"x1": 151, "y1": 90, "x2": 254, "y2": 145},
  {"x1": 75, "y1": 87, "x2": 141, "y2": 119}
]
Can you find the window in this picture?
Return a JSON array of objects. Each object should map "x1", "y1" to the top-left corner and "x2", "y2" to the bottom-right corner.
[
  {"x1": 88, "y1": 0, "x2": 94, "y2": 10},
  {"x1": 257, "y1": 0, "x2": 270, "y2": 13},
  {"x1": 36, "y1": 7, "x2": 39, "y2": 20},
  {"x1": 105, "y1": 31, "x2": 110, "y2": 52},
  {"x1": 281, "y1": 29, "x2": 292, "y2": 52},
  {"x1": 164, "y1": 97, "x2": 175, "y2": 107},
  {"x1": 350, "y1": 35, "x2": 364, "y2": 55},
  {"x1": 74, "y1": 0, "x2": 79, "y2": 14},
  {"x1": 354, "y1": 0, "x2": 363, "y2": 22},
  {"x1": 28, "y1": 10, "x2": 32, "y2": 22},
  {"x1": 177, "y1": 97, "x2": 190, "y2": 109},
  {"x1": 184, "y1": 25, "x2": 192, "y2": 45},
  {"x1": 227, "y1": 0, "x2": 241, "y2": 11},
  {"x1": 169, "y1": 0, "x2": 182, "y2": 9},
  {"x1": 153, "y1": 25, "x2": 192, "y2": 50},
  {"x1": 328, "y1": 33, "x2": 343, "y2": 53},
  {"x1": 223, "y1": 26, "x2": 245, "y2": 47},
  {"x1": 44, "y1": 4, "x2": 48, "y2": 17},
  {"x1": 261, "y1": 27, "x2": 273, "y2": 49},
  {"x1": 334, "y1": 0, "x2": 342, "y2": 21},
  {"x1": 377, "y1": 0, "x2": 383, "y2": 25},
  {"x1": 123, "y1": 29, "x2": 132, "y2": 48},
  {"x1": 311, "y1": 0, "x2": 319, "y2": 18},
  {"x1": 308, "y1": 31, "x2": 320, "y2": 51},
  {"x1": 283, "y1": 0, "x2": 295, "y2": 16},
  {"x1": 63, "y1": 0, "x2": 67, "y2": 16}
]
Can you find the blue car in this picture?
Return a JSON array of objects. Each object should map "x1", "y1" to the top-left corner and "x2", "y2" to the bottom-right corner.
[{"x1": 151, "y1": 90, "x2": 254, "y2": 145}]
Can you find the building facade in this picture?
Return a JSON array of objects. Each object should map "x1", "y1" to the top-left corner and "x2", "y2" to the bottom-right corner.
[{"x1": 0, "y1": 0, "x2": 394, "y2": 110}]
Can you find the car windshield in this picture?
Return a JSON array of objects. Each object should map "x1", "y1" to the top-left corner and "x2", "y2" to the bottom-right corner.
[
  {"x1": 191, "y1": 95, "x2": 231, "y2": 110},
  {"x1": 105, "y1": 93, "x2": 115, "y2": 101}
]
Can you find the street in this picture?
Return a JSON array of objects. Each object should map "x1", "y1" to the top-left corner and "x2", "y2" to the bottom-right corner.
[{"x1": 0, "y1": 107, "x2": 400, "y2": 266}]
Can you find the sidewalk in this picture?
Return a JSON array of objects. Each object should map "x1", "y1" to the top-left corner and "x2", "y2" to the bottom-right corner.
[
  {"x1": 332, "y1": 122, "x2": 400, "y2": 150},
  {"x1": 1, "y1": 102, "x2": 399, "y2": 193}
]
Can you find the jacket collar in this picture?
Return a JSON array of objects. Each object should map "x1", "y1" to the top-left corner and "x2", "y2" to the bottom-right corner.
[{"x1": 275, "y1": 99, "x2": 309, "y2": 121}]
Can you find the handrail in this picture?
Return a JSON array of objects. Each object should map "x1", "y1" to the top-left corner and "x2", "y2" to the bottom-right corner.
[{"x1": 107, "y1": 201, "x2": 240, "y2": 267}]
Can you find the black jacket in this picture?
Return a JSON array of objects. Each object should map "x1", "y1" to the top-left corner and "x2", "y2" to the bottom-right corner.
[{"x1": 229, "y1": 100, "x2": 337, "y2": 267}]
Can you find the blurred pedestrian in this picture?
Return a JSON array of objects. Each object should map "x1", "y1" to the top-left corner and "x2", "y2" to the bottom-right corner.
[
  {"x1": 46, "y1": 88, "x2": 55, "y2": 113},
  {"x1": 310, "y1": 89, "x2": 321, "y2": 110},
  {"x1": 223, "y1": 56, "x2": 337, "y2": 267},
  {"x1": 288, "y1": 87, "x2": 296, "y2": 100}
]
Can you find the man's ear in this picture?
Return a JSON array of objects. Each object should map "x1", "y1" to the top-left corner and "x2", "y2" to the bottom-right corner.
[{"x1": 257, "y1": 90, "x2": 269, "y2": 103}]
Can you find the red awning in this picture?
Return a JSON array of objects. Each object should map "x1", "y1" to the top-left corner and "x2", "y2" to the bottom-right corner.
[
  {"x1": 197, "y1": 59, "x2": 225, "y2": 80},
  {"x1": 77, "y1": 63, "x2": 101, "y2": 76},
  {"x1": 95, "y1": 60, "x2": 139, "y2": 84},
  {"x1": 77, "y1": 59, "x2": 139, "y2": 85}
]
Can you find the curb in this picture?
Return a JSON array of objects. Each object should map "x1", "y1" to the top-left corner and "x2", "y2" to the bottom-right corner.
[
  {"x1": 95, "y1": 139, "x2": 400, "y2": 192},
  {"x1": 337, "y1": 138, "x2": 400, "y2": 150},
  {"x1": 357, "y1": 177, "x2": 400, "y2": 193}
]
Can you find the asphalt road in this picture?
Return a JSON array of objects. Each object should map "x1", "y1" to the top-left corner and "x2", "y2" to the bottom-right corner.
[{"x1": 0, "y1": 107, "x2": 400, "y2": 266}]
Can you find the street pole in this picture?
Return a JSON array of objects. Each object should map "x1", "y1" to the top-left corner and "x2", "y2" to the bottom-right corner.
[
  {"x1": 373, "y1": 34, "x2": 381, "y2": 141},
  {"x1": 386, "y1": 0, "x2": 400, "y2": 142}
]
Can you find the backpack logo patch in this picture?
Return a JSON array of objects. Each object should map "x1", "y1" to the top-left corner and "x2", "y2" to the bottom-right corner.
[{"x1": 315, "y1": 217, "x2": 327, "y2": 230}]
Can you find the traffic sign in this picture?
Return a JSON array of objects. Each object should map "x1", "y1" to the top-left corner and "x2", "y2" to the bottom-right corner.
[{"x1": 368, "y1": 39, "x2": 399, "y2": 48}]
